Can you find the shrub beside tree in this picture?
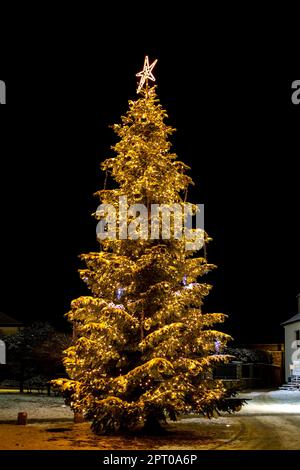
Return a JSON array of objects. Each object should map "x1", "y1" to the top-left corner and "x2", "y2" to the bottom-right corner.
[{"x1": 2, "y1": 322, "x2": 71, "y2": 393}]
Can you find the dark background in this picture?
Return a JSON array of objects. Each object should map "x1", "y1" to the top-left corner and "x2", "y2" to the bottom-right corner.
[{"x1": 0, "y1": 38, "x2": 299, "y2": 345}]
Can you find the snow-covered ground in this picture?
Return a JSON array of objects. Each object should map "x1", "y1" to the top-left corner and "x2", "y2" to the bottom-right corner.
[
  {"x1": 0, "y1": 393, "x2": 73, "y2": 422},
  {"x1": 0, "y1": 389, "x2": 300, "y2": 449},
  {"x1": 218, "y1": 390, "x2": 300, "y2": 450},
  {"x1": 238, "y1": 389, "x2": 300, "y2": 415}
]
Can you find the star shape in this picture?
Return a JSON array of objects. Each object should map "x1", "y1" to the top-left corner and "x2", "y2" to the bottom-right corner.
[{"x1": 136, "y1": 56, "x2": 158, "y2": 93}]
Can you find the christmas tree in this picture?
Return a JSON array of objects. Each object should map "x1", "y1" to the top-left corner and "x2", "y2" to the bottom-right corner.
[{"x1": 53, "y1": 57, "x2": 239, "y2": 434}]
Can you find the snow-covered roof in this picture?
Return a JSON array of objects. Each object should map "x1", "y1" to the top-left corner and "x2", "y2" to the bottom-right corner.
[{"x1": 282, "y1": 313, "x2": 300, "y2": 326}]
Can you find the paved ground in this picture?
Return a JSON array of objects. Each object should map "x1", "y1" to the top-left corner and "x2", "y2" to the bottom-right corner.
[
  {"x1": 0, "y1": 389, "x2": 300, "y2": 449},
  {"x1": 217, "y1": 390, "x2": 300, "y2": 450}
]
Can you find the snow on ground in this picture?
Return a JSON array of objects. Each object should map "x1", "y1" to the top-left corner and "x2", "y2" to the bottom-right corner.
[
  {"x1": 0, "y1": 393, "x2": 73, "y2": 422},
  {"x1": 1, "y1": 389, "x2": 300, "y2": 449},
  {"x1": 238, "y1": 389, "x2": 300, "y2": 415},
  {"x1": 0, "y1": 420, "x2": 240, "y2": 450}
]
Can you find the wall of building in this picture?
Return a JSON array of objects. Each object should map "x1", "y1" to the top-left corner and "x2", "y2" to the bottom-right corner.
[
  {"x1": 236, "y1": 343, "x2": 285, "y2": 385},
  {"x1": 0, "y1": 326, "x2": 21, "y2": 336},
  {"x1": 284, "y1": 321, "x2": 300, "y2": 381}
]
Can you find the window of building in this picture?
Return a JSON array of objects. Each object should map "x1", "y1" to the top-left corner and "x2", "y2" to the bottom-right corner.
[{"x1": 296, "y1": 330, "x2": 300, "y2": 341}]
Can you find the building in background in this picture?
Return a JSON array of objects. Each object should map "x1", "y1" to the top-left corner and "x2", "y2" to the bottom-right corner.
[
  {"x1": 0, "y1": 312, "x2": 23, "y2": 336},
  {"x1": 214, "y1": 343, "x2": 284, "y2": 389},
  {"x1": 282, "y1": 294, "x2": 300, "y2": 382},
  {"x1": 0, "y1": 313, "x2": 23, "y2": 367}
]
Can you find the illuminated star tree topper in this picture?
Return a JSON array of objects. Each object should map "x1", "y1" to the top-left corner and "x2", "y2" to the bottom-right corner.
[{"x1": 136, "y1": 56, "x2": 158, "y2": 94}]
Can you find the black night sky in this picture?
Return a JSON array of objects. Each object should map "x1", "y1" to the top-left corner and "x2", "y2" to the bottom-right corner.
[{"x1": 0, "y1": 34, "x2": 299, "y2": 346}]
